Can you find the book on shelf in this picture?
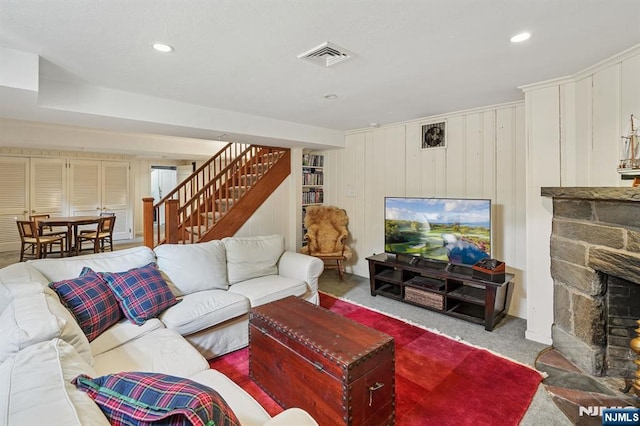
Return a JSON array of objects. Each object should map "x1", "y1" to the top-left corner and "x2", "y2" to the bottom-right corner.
[
  {"x1": 302, "y1": 170, "x2": 324, "y2": 185},
  {"x1": 302, "y1": 154, "x2": 324, "y2": 167},
  {"x1": 302, "y1": 187, "x2": 324, "y2": 204}
]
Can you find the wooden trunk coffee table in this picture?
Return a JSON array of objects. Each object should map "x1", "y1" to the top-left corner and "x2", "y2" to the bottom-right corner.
[{"x1": 249, "y1": 296, "x2": 395, "y2": 425}]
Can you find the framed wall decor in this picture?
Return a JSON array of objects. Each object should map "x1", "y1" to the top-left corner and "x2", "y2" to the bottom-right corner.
[{"x1": 421, "y1": 121, "x2": 446, "y2": 149}]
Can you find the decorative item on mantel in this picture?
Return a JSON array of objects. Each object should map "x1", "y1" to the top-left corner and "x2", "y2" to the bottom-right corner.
[{"x1": 617, "y1": 114, "x2": 640, "y2": 180}]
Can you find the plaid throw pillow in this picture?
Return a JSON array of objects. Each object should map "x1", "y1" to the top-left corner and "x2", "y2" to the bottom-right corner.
[
  {"x1": 100, "y1": 263, "x2": 178, "y2": 325},
  {"x1": 73, "y1": 372, "x2": 240, "y2": 426},
  {"x1": 49, "y1": 269, "x2": 123, "y2": 341}
]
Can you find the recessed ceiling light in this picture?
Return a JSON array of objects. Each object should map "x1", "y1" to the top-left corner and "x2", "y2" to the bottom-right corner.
[
  {"x1": 510, "y1": 32, "x2": 531, "y2": 43},
  {"x1": 324, "y1": 94, "x2": 338, "y2": 100},
  {"x1": 152, "y1": 43, "x2": 174, "y2": 53},
  {"x1": 370, "y1": 123, "x2": 381, "y2": 128}
]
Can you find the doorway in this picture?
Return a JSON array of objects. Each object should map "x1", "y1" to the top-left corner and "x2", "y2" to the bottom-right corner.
[{"x1": 150, "y1": 166, "x2": 177, "y2": 224}]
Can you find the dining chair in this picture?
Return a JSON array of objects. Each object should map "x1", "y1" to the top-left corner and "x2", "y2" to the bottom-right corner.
[
  {"x1": 17, "y1": 220, "x2": 66, "y2": 261},
  {"x1": 30, "y1": 214, "x2": 67, "y2": 237},
  {"x1": 77, "y1": 215, "x2": 116, "y2": 254},
  {"x1": 79, "y1": 211, "x2": 115, "y2": 236}
]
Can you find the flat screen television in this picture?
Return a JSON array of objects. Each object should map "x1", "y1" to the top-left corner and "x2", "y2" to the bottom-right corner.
[{"x1": 384, "y1": 197, "x2": 491, "y2": 266}]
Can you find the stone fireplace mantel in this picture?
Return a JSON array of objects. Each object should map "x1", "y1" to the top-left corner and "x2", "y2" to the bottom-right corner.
[
  {"x1": 542, "y1": 187, "x2": 640, "y2": 285},
  {"x1": 541, "y1": 187, "x2": 640, "y2": 203},
  {"x1": 542, "y1": 186, "x2": 640, "y2": 378}
]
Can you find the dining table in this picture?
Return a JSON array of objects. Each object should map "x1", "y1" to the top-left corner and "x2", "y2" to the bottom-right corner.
[{"x1": 38, "y1": 216, "x2": 102, "y2": 256}]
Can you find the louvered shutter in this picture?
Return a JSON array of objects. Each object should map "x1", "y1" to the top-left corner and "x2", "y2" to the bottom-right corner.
[
  {"x1": 69, "y1": 160, "x2": 101, "y2": 216},
  {"x1": 0, "y1": 157, "x2": 29, "y2": 250},
  {"x1": 30, "y1": 158, "x2": 66, "y2": 217},
  {"x1": 102, "y1": 161, "x2": 131, "y2": 240}
]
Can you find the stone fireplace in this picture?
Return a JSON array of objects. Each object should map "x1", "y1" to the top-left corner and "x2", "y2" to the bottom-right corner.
[{"x1": 541, "y1": 187, "x2": 640, "y2": 379}]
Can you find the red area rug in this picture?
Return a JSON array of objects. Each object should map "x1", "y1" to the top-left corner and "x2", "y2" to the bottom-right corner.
[{"x1": 209, "y1": 293, "x2": 543, "y2": 425}]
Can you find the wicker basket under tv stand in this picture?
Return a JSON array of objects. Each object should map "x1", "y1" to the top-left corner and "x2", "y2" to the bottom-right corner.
[{"x1": 366, "y1": 253, "x2": 513, "y2": 331}]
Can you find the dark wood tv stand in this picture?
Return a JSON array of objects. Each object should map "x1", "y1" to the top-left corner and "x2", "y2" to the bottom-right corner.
[{"x1": 366, "y1": 253, "x2": 513, "y2": 331}]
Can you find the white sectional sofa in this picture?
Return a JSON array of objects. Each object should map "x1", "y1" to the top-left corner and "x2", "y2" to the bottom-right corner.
[{"x1": 0, "y1": 235, "x2": 324, "y2": 426}]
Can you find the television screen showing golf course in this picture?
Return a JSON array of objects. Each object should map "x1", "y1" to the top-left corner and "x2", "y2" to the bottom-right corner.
[{"x1": 384, "y1": 197, "x2": 491, "y2": 265}]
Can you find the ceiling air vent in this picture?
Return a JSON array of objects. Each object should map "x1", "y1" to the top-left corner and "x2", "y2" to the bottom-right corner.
[{"x1": 298, "y1": 42, "x2": 352, "y2": 67}]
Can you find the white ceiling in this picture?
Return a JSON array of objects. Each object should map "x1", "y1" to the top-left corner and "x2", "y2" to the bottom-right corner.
[{"x1": 1, "y1": 0, "x2": 640, "y2": 149}]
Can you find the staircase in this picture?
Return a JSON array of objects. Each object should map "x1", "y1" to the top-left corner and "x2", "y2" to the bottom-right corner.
[{"x1": 143, "y1": 144, "x2": 290, "y2": 248}]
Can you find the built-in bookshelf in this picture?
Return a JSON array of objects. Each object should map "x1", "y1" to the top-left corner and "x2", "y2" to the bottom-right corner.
[{"x1": 302, "y1": 153, "x2": 324, "y2": 246}]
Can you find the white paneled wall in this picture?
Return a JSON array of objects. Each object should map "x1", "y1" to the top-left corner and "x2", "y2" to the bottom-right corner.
[
  {"x1": 316, "y1": 102, "x2": 527, "y2": 318},
  {"x1": 236, "y1": 174, "x2": 296, "y2": 251},
  {"x1": 622, "y1": 54, "x2": 640, "y2": 131},
  {"x1": 523, "y1": 44, "x2": 640, "y2": 344},
  {"x1": 573, "y1": 79, "x2": 590, "y2": 186},
  {"x1": 592, "y1": 65, "x2": 622, "y2": 184},
  {"x1": 524, "y1": 86, "x2": 561, "y2": 345}
]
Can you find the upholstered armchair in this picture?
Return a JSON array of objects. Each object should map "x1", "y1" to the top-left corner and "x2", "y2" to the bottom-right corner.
[{"x1": 300, "y1": 205, "x2": 352, "y2": 279}]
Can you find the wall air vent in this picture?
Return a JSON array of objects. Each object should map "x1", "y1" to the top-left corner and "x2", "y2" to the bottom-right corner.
[{"x1": 298, "y1": 42, "x2": 352, "y2": 67}]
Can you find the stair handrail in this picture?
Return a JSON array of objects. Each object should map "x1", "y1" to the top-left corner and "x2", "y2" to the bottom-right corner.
[
  {"x1": 144, "y1": 144, "x2": 288, "y2": 247},
  {"x1": 177, "y1": 145, "x2": 255, "y2": 211},
  {"x1": 154, "y1": 142, "x2": 248, "y2": 208},
  {"x1": 146, "y1": 143, "x2": 250, "y2": 247},
  {"x1": 177, "y1": 146, "x2": 287, "y2": 244}
]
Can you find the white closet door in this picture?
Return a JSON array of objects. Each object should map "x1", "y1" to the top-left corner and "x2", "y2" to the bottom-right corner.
[
  {"x1": 0, "y1": 157, "x2": 29, "y2": 251},
  {"x1": 151, "y1": 168, "x2": 178, "y2": 225},
  {"x1": 30, "y1": 158, "x2": 66, "y2": 217},
  {"x1": 69, "y1": 160, "x2": 101, "y2": 216},
  {"x1": 102, "y1": 161, "x2": 131, "y2": 240}
]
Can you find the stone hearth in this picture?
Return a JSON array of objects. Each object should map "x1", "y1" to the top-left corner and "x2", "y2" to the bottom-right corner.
[{"x1": 541, "y1": 187, "x2": 640, "y2": 379}]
